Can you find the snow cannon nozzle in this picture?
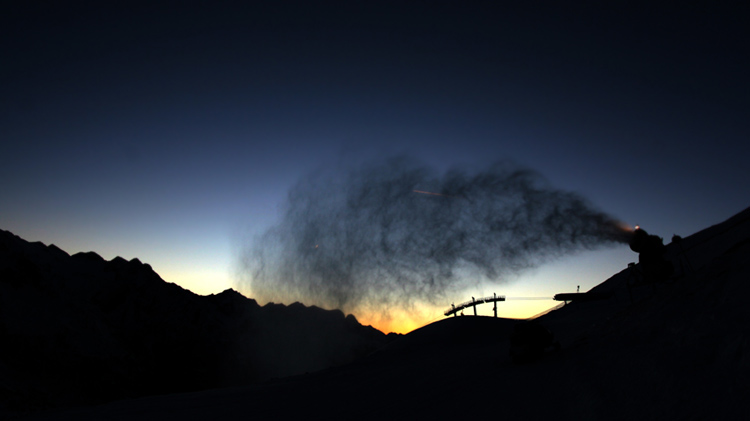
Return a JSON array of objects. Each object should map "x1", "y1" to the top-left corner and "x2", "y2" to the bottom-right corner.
[
  {"x1": 613, "y1": 223, "x2": 640, "y2": 245},
  {"x1": 629, "y1": 226, "x2": 652, "y2": 253}
]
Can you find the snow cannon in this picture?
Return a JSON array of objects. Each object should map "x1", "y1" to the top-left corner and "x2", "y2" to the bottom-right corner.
[
  {"x1": 628, "y1": 227, "x2": 674, "y2": 282},
  {"x1": 629, "y1": 227, "x2": 667, "y2": 257},
  {"x1": 629, "y1": 226, "x2": 650, "y2": 253}
]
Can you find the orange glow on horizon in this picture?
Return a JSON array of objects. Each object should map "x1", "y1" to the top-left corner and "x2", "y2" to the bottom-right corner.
[
  {"x1": 353, "y1": 299, "x2": 560, "y2": 334},
  {"x1": 356, "y1": 310, "x2": 431, "y2": 335},
  {"x1": 361, "y1": 318, "x2": 422, "y2": 335}
]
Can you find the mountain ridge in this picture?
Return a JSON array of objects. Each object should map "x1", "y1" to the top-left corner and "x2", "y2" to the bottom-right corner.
[
  {"x1": 3, "y1": 206, "x2": 750, "y2": 419},
  {"x1": 0, "y1": 229, "x2": 391, "y2": 412}
]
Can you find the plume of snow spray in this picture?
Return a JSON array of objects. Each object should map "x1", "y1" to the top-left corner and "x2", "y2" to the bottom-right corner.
[{"x1": 239, "y1": 157, "x2": 631, "y2": 316}]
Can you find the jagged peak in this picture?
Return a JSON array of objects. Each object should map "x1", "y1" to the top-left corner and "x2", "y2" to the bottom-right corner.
[
  {"x1": 110, "y1": 256, "x2": 128, "y2": 264},
  {"x1": 215, "y1": 288, "x2": 256, "y2": 300},
  {"x1": 216, "y1": 288, "x2": 243, "y2": 296},
  {"x1": 72, "y1": 251, "x2": 105, "y2": 262},
  {"x1": 47, "y1": 243, "x2": 70, "y2": 257}
]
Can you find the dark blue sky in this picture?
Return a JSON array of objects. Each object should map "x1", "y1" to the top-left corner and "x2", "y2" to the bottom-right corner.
[{"x1": 2, "y1": 1, "x2": 748, "y2": 330}]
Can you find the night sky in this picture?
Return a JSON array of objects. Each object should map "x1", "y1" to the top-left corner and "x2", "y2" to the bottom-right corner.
[{"x1": 2, "y1": 2, "x2": 748, "y2": 332}]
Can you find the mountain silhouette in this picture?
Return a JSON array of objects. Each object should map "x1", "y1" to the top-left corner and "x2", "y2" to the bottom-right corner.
[
  {"x1": 4, "y1": 206, "x2": 750, "y2": 419},
  {"x1": 0, "y1": 230, "x2": 391, "y2": 411}
]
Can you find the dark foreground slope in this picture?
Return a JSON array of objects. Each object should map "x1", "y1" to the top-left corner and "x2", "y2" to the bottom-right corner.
[
  {"x1": 0, "y1": 230, "x2": 390, "y2": 412},
  {"x1": 18, "y1": 206, "x2": 750, "y2": 421}
]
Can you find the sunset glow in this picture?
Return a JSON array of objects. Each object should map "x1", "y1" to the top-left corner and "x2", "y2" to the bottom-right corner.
[{"x1": 3, "y1": 1, "x2": 745, "y2": 337}]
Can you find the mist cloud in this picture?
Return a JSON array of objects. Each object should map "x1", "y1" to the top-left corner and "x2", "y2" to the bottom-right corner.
[{"x1": 239, "y1": 157, "x2": 630, "y2": 316}]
